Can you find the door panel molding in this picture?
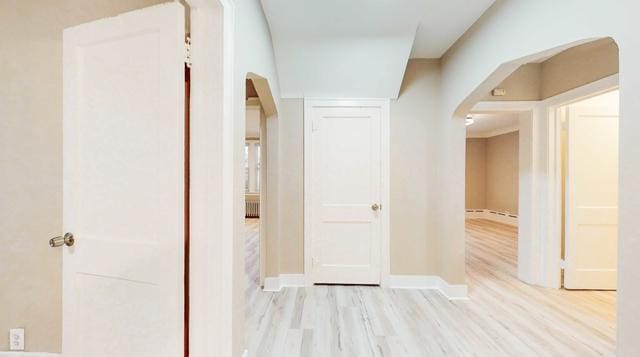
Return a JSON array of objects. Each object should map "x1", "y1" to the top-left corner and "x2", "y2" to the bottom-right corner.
[{"x1": 303, "y1": 99, "x2": 390, "y2": 287}]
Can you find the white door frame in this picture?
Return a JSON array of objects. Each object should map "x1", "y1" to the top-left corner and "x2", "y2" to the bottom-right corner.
[
  {"x1": 303, "y1": 99, "x2": 391, "y2": 287},
  {"x1": 542, "y1": 74, "x2": 619, "y2": 288},
  {"x1": 471, "y1": 74, "x2": 619, "y2": 289},
  {"x1": 186, "y1": 0, "x2": 236, "y2": 356}
]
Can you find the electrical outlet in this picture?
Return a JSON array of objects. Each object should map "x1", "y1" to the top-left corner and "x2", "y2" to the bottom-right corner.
[{"x1": 9, "y1": 328, "x2": 24, "y2": 351}]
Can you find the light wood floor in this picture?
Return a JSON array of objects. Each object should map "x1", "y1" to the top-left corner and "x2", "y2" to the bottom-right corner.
[{"x1": 244, "y1": 218, "x2": 616, "y2": 356}]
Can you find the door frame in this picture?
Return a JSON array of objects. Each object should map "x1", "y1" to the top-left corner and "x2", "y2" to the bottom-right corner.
[
  {"x1": 545, "y1": 76, "x2": 619, "y2": 288},
  {"x1": 471, "y1": 74, "x2": 619, "y2": 289},
  {"x1": 186, "y1": 0, "x2": 236, "y2": 356},
  {"x1": 303, "y1": 98, "x2": 391, "y2": 287}
]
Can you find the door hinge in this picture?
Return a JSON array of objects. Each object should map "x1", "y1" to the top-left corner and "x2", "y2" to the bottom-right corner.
[
  {"x1": 559, "y1": 259, "x2": 567, "y2": 269},
  {"x1": 184, "y1": 36, "x2": 192, "y2": 68}
]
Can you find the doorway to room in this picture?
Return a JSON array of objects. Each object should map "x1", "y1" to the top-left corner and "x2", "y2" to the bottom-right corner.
[
  {"x1": 464, "y1": 111, "x2": 521, "y2": 284},
  {"x1": 458, "y1": 37, "x2": 619, "y2": 355},
  {"x1": 244, "y1": 78, "x2": 266, "y2": 305}
]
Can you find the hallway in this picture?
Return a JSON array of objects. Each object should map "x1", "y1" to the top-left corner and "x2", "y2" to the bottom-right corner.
[{"x1": 244, "y1": 219, "x2": 616, "y2": 356}]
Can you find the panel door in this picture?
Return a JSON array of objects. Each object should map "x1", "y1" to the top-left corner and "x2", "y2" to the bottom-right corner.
[
  {"x1": 62, "y1": 3, "x2": 185, "y2": 356},
  {"x1": 564, "y1": 91, "x2": 619, "y2": 290},
  {"x1": 310, "y1": 106, "x2": 382, "y2": 284}
]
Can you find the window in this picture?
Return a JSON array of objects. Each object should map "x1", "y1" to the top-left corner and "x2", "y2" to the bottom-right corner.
[
  {"x1": 244, "y1": 143, "x2": 250, "y2": 192},
  {"x1": 255, "y1": 143, "x2": 261, "y2": 191},
  {"x1": 244, "y1": 140, "x2": 261, "y2": 193}
]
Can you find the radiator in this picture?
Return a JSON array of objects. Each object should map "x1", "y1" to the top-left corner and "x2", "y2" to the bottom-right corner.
[{"x1": 245, "y1": 194, "x2": 260, "y2": 218}]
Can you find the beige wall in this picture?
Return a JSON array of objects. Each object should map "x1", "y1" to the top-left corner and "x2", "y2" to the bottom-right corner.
[
  {"x1": 486, "y1": 132, "x2": 519, "y2": 214},
  {"x1": 262, "y1": 98, "x2": 304, "y2": 278},
  {"x1": 483, "y1": 63, "x2": 541, "y2": 101},
  {"x1": 465, "y1": 139, "x2": 487, "y2": 209},
  {"x1": 466, "y1": 132, "x2": 519, "y2": 214},
  {"x1": 389, "y1": 59, "x2": 441, "y2": 275},
  {"x1": 0, "y1": 0, "x2": 168, "y2": 352},
  {"x1": 275, "y1": 99, "x2": 304, "y2": 274},
  {"x1": 484, "y1": 38, "x2": 618, "y2": 102},
  {"x1": 541, "y1": 38, "x2": 619, "y2": 99}
]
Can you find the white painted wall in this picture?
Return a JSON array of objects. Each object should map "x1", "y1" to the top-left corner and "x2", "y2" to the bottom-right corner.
[
  {"x1": 440, "y1": 1, "x2": 639, "y2": 354},
  {"x1": 232, "y1": 0, "x2": 282, "y2": 355}
]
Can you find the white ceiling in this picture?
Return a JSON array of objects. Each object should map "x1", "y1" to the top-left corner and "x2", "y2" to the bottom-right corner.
[
  {"x1": 466, "y1": 113, "x2": 521, "y2": 138},
  {"x1": 261, "y1": 0, "x2": 495, "y2": 98}
]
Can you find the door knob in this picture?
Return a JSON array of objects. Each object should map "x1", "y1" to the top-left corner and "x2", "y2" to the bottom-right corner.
[
  {"x1": 371, "y1": 203, "x2": 380, "y2": 211},
  {"x1": 49, "y1": 233, "x2": 75, "y2": 248}
]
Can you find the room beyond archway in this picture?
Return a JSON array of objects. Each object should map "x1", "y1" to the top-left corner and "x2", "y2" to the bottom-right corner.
[{"x1": 459, "y1": 38, "x2": 619, "y2": 354}]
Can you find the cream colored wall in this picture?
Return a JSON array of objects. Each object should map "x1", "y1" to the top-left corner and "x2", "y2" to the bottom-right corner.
[
  {"x1": 0, "y1": 0, "x2": 167, "y2": 352},
  {"x1": 276, "y1": 99, "x2": 305, "y2": 274},
  {"x1": 262, "y1": 98, "x2": 304, "y2": 278},
  {"x1": 389, "y1": 59, "x2": 441, "y2": 275},
  {"x1": 541, "y1": 39, "x2": 619, "y2": 99},
  {"x1": 466, "y1": 133, "x2": 519, "y2": 214},
  {"x1": 484, "y1": 39, "x2": 618, "y2": 102},
  {"x1": 485, "y1": 132, "x2": 519, "y2": 214},
  {"x1": 483, "y1": 64, "x2": 541, "y2": 101},
  {"x1": 465, "y1": 139, "x2": 487, "y2": 209}
]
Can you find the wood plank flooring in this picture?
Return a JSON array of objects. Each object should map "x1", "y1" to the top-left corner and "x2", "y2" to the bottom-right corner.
[{"x1": 244, "y1": 218, "x2": 616, "y2": 356}]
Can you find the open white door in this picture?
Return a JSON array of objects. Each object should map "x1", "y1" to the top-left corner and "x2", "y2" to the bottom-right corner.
[
  {"x1": 62, "y1": 3, "x2": 185, "y2": 356},
  {"x1": 307, "y1": 101, "x2": 386, "y2": 285},
  {"x1": 564, "y1": 91, "x2": 619, "y2": 290}
]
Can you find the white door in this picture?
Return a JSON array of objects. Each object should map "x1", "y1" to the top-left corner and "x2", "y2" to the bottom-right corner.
[
  {"x1": 62, "y1": 3, "x2": 185, "y2": 356},
  {"x1": 564, "y1": 91, "x2": 619, "y2": 290},
  {"x1": 308, "y1": 103, "x2": 384, "y2": 284}
]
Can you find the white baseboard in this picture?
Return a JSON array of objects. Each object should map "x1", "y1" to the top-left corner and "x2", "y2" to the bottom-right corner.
[
  {"x1": 263, "y1": 274, "x2": 305, "y2": 292},
  {"x1": 388, "y1": 275, "x2": 469, "y2": 300},
  {"x1": 0, "y1": 353, "x2": 60, "y2": 357},
  {"x1": 465, "y1": 209, "x2": 518, "y2": 226},
  {"x1": 264, "y1": 274, "x2": 467, "y2": 299}
]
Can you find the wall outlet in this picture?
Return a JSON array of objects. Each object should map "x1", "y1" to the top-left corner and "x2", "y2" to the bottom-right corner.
[{"x1": 9, "y1": 328, "x2": 25, "y2": 351}]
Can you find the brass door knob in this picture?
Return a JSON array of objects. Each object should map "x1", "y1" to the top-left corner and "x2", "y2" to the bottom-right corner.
[
  {"x1": 50, "y1": 233, "x2": 75, "y2": 248},
  {"x1": 371, "y1": 203, "x2": 380, "y2": 211}
]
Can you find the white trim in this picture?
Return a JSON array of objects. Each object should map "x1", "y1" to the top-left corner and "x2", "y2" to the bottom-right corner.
[
  {"x1": 303, "y1": 98, "x2": 391, "y2": 288},
  {"x1": 263, "y1": 277, "x2": 281, "y2": 292},
  {"x1": 465, "y1": 209, "x2": 518, "y2": 226},
  {"x1": 388, "y1": 275, "x2": 469, "y2": 300},
  {"x1": 242, "y1": 350, "x2": 249, "y2": 357},
  {"x1": 187, "y1": 1, "x2": 236, "y2": 356},
  {"x1": 471, "y1": 101, "x2": 539, "y2": 113},
  {"x1": 466, "y1": 124, "x2": 520, "y2": 138},
  {"x1": 262, "y1": 274, "x2": 306, "y2": 292},
  {"x1": 0, "y1": 351, "x2": 62, "y2": 357}
]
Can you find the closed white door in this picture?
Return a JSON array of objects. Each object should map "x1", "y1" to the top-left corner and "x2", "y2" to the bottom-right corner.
[
  {"x1": 62, "y1": 3, "x2": 185, "y2": 356},
  {"x1": 564, "y1": 91, "x2": 619, "y2": 290},
  {"x1": 309, "y1": 104, "x2": 383, "y2": 284}
]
